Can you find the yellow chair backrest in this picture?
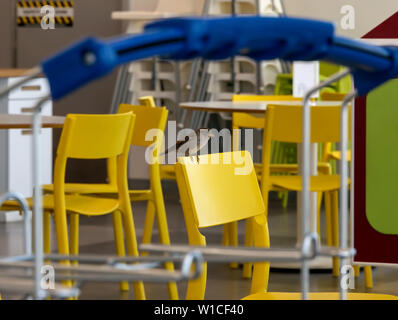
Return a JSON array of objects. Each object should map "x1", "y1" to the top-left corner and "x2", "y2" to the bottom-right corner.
[
  {"x1": 265, "y1": 105, "x2": 342, "y2": 144},
  {"x1": 54, "y1": 113, "x2": 135, "y2": 199},
  {"x1": 319, "y1": 92, "x2": 352, "y2": 161},
  {"x1": 232, "y1": 95, "x2": 302, "y2": 129},
  {"x1": 138, "y1": 96, "x2": 156, "y2": 107},
  {"x1": 57, "y1": 113, "x2": 135, "y2": 160},
  {"x1": 118, "y1": 104, "x2": 168, "y2": 148},
  {"x1": 261, "y1": 105, "x2": 343, "y2": 187},
  {"x1": 176, "y1": 151, "x2": 270, "y2": 299},
  {"x1": 104, "y1": 104, "x2": 168, "y2": 187}
]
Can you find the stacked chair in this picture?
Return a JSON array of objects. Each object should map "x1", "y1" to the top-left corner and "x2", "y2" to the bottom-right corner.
[
  {"x1": 111, "y1": 0, "x2": 200, "y2": 119},
  {"x1": 128, "y1": 59, "x2": 191, "y2": 119},
  {"x1": 207, "y1": 0, "x2": 284, "y2": 98},
  {"x1": 187, "y1": 0, "x2": 284, "y2": 130}
]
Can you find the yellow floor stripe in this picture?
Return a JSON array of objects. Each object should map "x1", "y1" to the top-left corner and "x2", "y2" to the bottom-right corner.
[{"x1": 17, "y1": 1, "x2": 74, "y2": 26}]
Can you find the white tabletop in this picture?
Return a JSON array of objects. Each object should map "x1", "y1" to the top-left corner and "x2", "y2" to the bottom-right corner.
[
  {"x1": 179, "y1": 100, "x2": 343, "y2": 113},
  {"x1": 0, "y1": 114, "x2": 64, "y2": 129},
  {"x1": 111, "y1": 11, "x2": 179, "y2": 21}
]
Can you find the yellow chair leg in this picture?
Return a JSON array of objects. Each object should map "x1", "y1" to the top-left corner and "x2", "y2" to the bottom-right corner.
[
  {"x1": 44, "y1": 211, "x2": 51, "y2": 256},
  {"x1": 69, "y1": 213, "x2": 79, "y2": 259},
  {"x1": 222, "y1": 224, "x2": 229, "y2": 246},
  {"x1": 242, "y1": 219, "x2": 253, "y2": 279},
  {"x1": 317, "y1": 192, "x2": 323, "y2": 237},
  {"x1": 69, "y1": 213, "x2": 80, "y2": 297},
  {"x1": 364, "y1": 266, "x2": 373, "y2": 289},
  {"x1": 120, "y1": 206, "x2": 146, "y2": 300},
  {"x1": 152, "y1": 171, "x2": 179, "y2": 300},
  {"x1": 281, "y1": 191, "x2": 289, "y2": 209},
  {"x1": 331, "y1": 191, "x2": 339, "y2": 277},
  {"x1": 142, "y1": 200, "x2": 156, "y2": 246},
  {"x1": 112, "y1": 210, "x2": 130, "y2": 292},
  {"x1": 54, "y1": 209, "x2": 72, "y2": 289},
  {"x1": 324, "y1": 192, "x2": 333, "y2": 247},
  {"x1": 44, "y1": 211, "x2": 52, "y2": 298},
  {"x1": 228, "y1": 222, "x2": 239, "y2": 269},
  {"x1": 353, "y1": 265, "x2": 360, "y2": 277}
]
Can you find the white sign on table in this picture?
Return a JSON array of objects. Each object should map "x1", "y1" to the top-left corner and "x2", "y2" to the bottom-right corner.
[
  {"x1": 293, "y1": 61, "x2": 320, "y2": 246},
  {"x1": 293, "y1": 61, "x2": 320, "y2": 98}
]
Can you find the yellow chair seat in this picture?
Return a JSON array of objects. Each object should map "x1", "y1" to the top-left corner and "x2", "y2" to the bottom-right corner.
[
  {"x1": 243, "y1": 292, "x2": 398, "y2": 300},
  {"x1": 255, "y1": 162, "x2": 331, "y2": 177},
  {"x1": 1, "y1": 194, "x2": 119, "y2": 216},
  {"x1": 269, "y1": 175, "x2": 347, "y2": 192},
  {"x1": 42, "y1": 183, "x2": 153, "y2": 202},
  {"x1": 160, "y1": 164, "x2": 176, "y2": 180},
  {"x1": 329, "y1": 150, "x2": 351, "y2": 162},
  {"x1": 42, "y1": 183, "x2": 117, "y2": 194}
]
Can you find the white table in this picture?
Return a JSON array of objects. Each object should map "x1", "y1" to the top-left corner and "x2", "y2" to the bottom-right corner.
[
  {"x1": 179, "y1": 100, "x2": 341, "y2": 113},
  {"x1": 180, "y1": 100, "x2": 341, "y2": 269},
  {"x1": 0, "y1": 114, "x2": 64, "y2": 129}
]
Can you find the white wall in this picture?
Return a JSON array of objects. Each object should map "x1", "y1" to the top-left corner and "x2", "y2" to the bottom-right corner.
[
  {"x1": 125, "y1": 0, "x2": 204, "y2": 13},
  {"x1": 284, "y1": 0, "x2": 397, "y2": 37},
  {"x1": 126, "y1": 0, "x2": 397, "y2": 37}
]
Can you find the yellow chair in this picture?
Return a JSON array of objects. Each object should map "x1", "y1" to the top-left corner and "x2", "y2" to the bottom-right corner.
[
  {"x1": 231, "y1": 94, "x2": 330, "y2": 277},
  {"x1": 320, "y1": 92, "x2": 372, "y2": 286},
  {"x1": 41, "y1": 105, "x2": 179, "y2": 300},
  {"x1": 1, "y1": 113, "x2": 146, "y2": 299},
  {"x1": 260, "y1": 104, "x2": 347, "y2": 279},
  {"x1": 175, "y1": 151, "x2": 269, "y2": 299},
  {"x1": 175, "y1": 151, "x2": 396, "y2": 300},
  {"x1": 229, "y1": 95, "x2": 301, "y2": 272},
  {"x1": 232, "y1": 94, "x2": 304, "y2": 179}
]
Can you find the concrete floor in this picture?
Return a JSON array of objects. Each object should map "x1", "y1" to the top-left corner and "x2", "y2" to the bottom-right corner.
[{"x1": 1, "y1": 180, "x2": 398, "y2": 300}]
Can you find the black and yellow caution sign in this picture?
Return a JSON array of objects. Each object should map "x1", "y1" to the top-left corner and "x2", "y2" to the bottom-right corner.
[{"x1": 17, "y1": 1, "x2": 74, "y2": 28}]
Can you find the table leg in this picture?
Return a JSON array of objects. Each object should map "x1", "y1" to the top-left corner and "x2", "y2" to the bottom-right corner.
[{"x1": 297, "y1": 143, "x2": 318, "y2": 245}]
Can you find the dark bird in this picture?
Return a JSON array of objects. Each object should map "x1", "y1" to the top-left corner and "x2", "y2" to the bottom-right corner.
[{"x1": 161, "y1": 128, "x2": 215, "y2": 157}]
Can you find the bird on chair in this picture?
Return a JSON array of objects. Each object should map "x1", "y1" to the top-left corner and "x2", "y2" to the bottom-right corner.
[{"x1": 161, "y1": 129, "x2": 215, "y2": 158}]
